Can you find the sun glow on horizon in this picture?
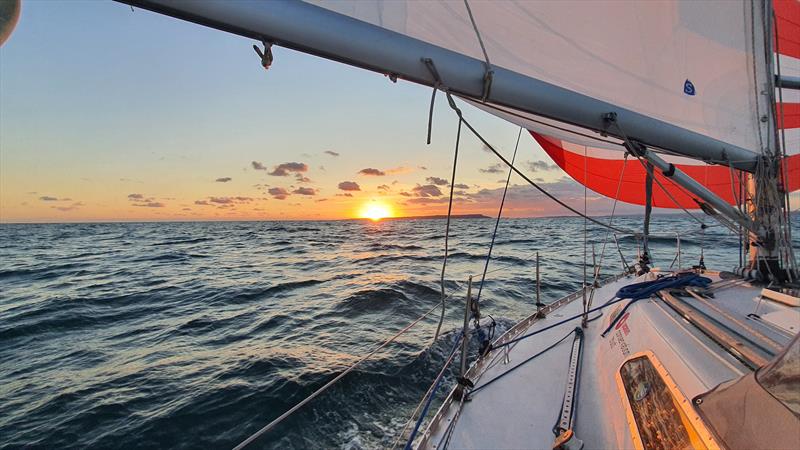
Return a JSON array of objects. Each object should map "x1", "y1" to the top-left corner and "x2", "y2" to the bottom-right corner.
[{"x1": 359, "y1": 201, "x2": 393, "y2": 221}]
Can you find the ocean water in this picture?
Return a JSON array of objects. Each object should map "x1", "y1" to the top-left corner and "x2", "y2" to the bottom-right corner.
[{"x1": 0, "y1": 216, "x2": 796, "y2": 449}]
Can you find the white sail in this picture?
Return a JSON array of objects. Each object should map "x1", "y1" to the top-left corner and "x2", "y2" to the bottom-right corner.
[{"x1": 311, "y1": 0, "x2": 773, "y2": 156}]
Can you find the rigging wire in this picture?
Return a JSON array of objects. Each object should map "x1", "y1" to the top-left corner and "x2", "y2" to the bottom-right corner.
[
  {"x1": 433, "y1": 118, "x2": 463, "y2": 342},
  {"x1": 582, "y1": 138, "x2": 588, "y2": 322},
  {"x1": 475, "y1": 127, "x2": 523, "y2": 304},
  {"x1": 585, "y1": 153, "x2": 629, "y2": 319},
  {"x1": 444, "y1": 93, "x2": 638, "y2": 236},
  {"x1": 403, "y1": 334, "x2": 464, "y2": 450},
  {"x1": 607, "y1": 119, "x2": 745, "y2": 238},
  {"x1": 231, "y1": 300, "x2": 446, "y2": 450}
]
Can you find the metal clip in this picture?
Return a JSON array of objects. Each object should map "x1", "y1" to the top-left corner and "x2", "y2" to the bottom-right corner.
[{"x1": 253, "y1": 40, "x2": 274, "y2": 71}]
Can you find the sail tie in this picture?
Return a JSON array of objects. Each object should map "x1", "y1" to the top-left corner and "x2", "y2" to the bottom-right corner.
[
  {"x1": 422, "y1": 58, "x2": 444, "y2": 145},
  {"x1": 462, "y1": 0, "x2": 493, "y2": 101}
]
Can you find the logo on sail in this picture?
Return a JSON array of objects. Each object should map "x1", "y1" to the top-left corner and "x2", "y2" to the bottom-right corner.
[{"x1": 683, "y1": 79, "x2": 696, "y2": 96}]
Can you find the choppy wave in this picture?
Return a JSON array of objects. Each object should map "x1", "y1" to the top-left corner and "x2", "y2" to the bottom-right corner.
[{"x1": 0, "y1": 216, "x2": 792, "y2": 449}]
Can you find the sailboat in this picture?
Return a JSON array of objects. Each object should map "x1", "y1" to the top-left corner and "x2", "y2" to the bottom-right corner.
[{"x1": 6, "y1": 0, "x2": 798, "y2": 448}]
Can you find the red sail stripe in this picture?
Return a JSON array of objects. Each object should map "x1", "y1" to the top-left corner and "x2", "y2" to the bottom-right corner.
[
  {"x1": 531, "y1": 132, "x2": 742, "y2": 209},
  {"x1": 775, "y1": 0, "x2": 800, "y2": 59},
  {"x1": 782, "y1": 154, "x2": 800, "y2": 192},
  {"x1": 776, "y1": 103, "x2": 800, "y2": 129}
]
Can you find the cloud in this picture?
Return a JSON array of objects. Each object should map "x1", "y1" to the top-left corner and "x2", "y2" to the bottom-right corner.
[
  {"x1": 377, "y1": 184, "x2": 391, "y2": 191},
  {"x1": 269, "y1": 162, "x2": 308, "y2": 176},
  {"x1": 215, "y1": 177, "x2": 232, "y2": 183},
  {"x1": 52, "y1": 202, "x2": 84, "y2": 212},
  {"x1": 412, "y1": 184, "x2": 443, "y2": 197},
  {"x1": 39, "y1": 196, "x2": 59, "y2": 201},
  {"x1": 324, "y1": 150, "x2": 340, "y2": 157},
  {"x1": 386, "y1": 166, "x2": 415, "y2": 175},
  {"x1": 418, "y1": 166, "x2": 428, "y2": 170},
  {"x1": 359, "y1": 168, "x2": 386, "y2": 176},
  {"x1": 252, "y1": 161, "x2": 267, "y2": 171},
  {"x1": 338, "y1": 181, "x2": 361, "y2": 191},
  {"x1": 268, "y1": 187, "x2": 289, "y2": 200},
  {"x1": 133, "y1": 202, "x2": 166, "y2": 208},
  {"x1": 292, "y1": 187, "x2": 318, "y2": 196},
  {"x1": 336, "y1": 193, "x2": 353, "y2": 197},
  {"x1": 294, "y1": 174, "x2": 312, "y2": 183},
  {"x1": 315, "y1": 198, "x2": 329, "y2": 202},
  {"x1": 480, "y1": 163, "x2": 505, "y2": 174},
  {"x1": 453, "y1": 183, "x2": 470, "y2": 189},
  {"x1": 405, "y1": 197, "x2": 452, "y2": 205},
  {"x1": 426, "y1": 176, "x2": 449, "y2": 186},
  {"x1": 193, "y1": 197, "x2": 254, "y2": 206},
  {"x1": 127, "y1": 193, "x2": 145, "y2": 200},
  {"x1": 399, "y1": 191, "x2": 412, "y2": 197},
  {"x1": 527, "y1": 160, "x2": 559, "y2": 172}
]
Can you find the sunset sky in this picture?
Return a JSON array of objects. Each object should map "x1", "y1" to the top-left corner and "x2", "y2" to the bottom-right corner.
[{"x1": 1, "y1": 2, "x2": 796, "y2": 223}]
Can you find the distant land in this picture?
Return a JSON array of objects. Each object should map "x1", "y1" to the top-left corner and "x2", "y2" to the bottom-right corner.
[{"x1": 385, "y1": 214, "x2": 490, "y2": 220}]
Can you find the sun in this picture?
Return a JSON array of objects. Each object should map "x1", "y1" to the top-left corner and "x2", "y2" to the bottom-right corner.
[{"x1": 359, "y1": 202, "x2": 393, "y2": 221}]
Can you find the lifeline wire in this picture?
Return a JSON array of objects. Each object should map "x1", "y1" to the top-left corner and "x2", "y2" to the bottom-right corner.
[
  {"x1": 232, "y1": 300, "x2": 445, "y2": 450},
  {"x1": 444, "y1": 93, "x2": 637, "y2": 236},
  {"x1": 404, "y1": 334, "x2": 464, "y2": 450}
]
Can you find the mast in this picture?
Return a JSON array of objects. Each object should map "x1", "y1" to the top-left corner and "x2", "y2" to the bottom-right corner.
[
  {"x1": 744, "y1": 0, "x2": 792, "y2": 282},
  {"x1": 118, "y1": 0, "x2": 761, "y2": 172}
]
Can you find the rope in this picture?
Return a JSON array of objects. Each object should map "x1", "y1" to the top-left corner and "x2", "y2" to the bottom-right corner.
[
  {"x1": 463, "y1": 0, "x2": 493, "y2": 100},
  {"x1": 475, "y1": 127, "x2": 522, "y2": 304},
  {"x1": 433, "y1": 118, "x2": 463, "y2": 342},
  {"x1": 600, "y1": 273, "x2": 711, "y2": 336},
  {"x1": 404, "y1": 334, "x2": 463, "y2": 450},
  {"x1": 232, "y1": 301, "x2": 444, "y2": 450},
  {"x1": 444, "y1": 93, "x2": 637, "y2": 236}
]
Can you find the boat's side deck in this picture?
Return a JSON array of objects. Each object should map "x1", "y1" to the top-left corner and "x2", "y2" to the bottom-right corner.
[{"x1": 418, "y1": 270, "x2": 799, "y2": 449}]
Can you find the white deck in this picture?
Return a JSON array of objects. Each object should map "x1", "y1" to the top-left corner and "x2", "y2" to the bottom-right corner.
[{"x1": 417, "y1": 270, "x2": 799, "y2": 449}]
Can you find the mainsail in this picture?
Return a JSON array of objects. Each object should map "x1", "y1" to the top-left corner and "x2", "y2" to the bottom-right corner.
[
  {"x1": 513, "y1": 0, "x2": 800, "y2": 209},
  {"x1": 309, "y1": 0, "x2": 797, "y2": 209}
]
